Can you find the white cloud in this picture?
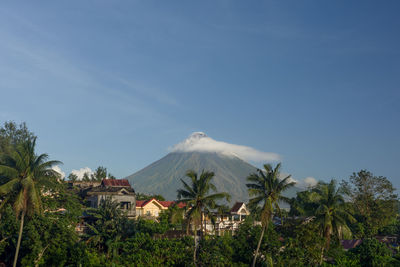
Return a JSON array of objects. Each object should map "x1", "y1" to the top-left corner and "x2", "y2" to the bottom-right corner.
[
  {"x1": 279, "y1": 173, "x2": 318, "y2": 189},
  {"x1": 279, "y1": 173, "x2": 298, "y2": 185},
  {"x1": 52, "y1": 165, "x2": 65, "y2": 179},
  {"x1": 303, "y1": 177, "x2": 318, "y2": 187},
  {"x1": 71, "y1": 167, "x2": 93, "y2": 180},
  {"x1": 170, "y1": 132, "x2": 280, "y2": 162}
]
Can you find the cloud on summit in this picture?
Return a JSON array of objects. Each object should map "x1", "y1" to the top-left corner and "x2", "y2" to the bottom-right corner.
[{"x1": 170, "y1": 132, "x2": 280, "y2": 162}]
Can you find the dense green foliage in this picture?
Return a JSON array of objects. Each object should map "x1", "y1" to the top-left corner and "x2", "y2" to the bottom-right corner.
[{"x1": 1, "y1": 122, "x2": 399, "y2": 266}]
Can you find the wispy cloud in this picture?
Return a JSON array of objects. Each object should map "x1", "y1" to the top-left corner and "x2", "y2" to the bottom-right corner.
[
  {"x1": 170, "y1": 132, "x2": 280, "y2": 162},
  {"x1": 0, "y1": 11, "x2": 176, "y2": 123},
  {"x1": 113, "y1": 76, "x2": 178, "y2": 107}
]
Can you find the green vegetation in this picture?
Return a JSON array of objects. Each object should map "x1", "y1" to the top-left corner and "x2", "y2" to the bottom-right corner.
[
  {"x1": 0, "y1": 137, "x2": 61, "y2": 267},
  {"x1": 246, "y1": 163, "x2": 295, "y2": 267},
  {"x1": 1, "y1": 121, "x2": 399, "y2": 266},
  {"x1": 177, "y1": 170, "x2": 230, "y2": 265}
]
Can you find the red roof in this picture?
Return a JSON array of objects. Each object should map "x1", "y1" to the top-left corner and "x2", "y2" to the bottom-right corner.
[
  {"x1": 136, "y1": 199, "x2": 186, "y2": 208},
  {"x1": 159, "y1": 201, "x2": 175, "y2": 207},
  {"x1": 101, "y1": 179, "x2": 131, "y2": 187},
  {"x1": 159, "y1": 201, "x2": 186, "y2": 208},
  {"x1": 136, "y1": 200, "x2": 151, "y2": 207}
]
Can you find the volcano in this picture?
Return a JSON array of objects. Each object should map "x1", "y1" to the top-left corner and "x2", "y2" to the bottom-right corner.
[{"x1": 125, "y1": 132, "x2": 300, "y2": 202}]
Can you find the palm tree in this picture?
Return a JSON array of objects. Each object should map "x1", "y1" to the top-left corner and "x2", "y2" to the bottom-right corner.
[
  {"x1": 177, "y1": 170, "x2": 230, "y2": 266},
  {"x1": 86, "y1": 197, "x2": 126, "y2": 258},
  {"x1": 312, "y1": 180, "x2": 355, "y2": 252},
  {"x1": 0, "y1": 138, "x2": 61, "y2": 267},
  {"x1": 246, "y1": 163, "x2": 295, "y2": 267}
]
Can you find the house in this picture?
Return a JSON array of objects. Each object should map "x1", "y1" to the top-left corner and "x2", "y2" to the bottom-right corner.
[
  {"x1": 135, "y1": 198, "x2": 186, "y2": 218},
  {"x1": 136, "y1": 198, "x2": 167, "y2": 217},
  {"x1": 230, "y1": 202, "x2": 250, "y2": 221},
  {"x1": 86, "y1": 179, "x2": 136, "y2": 218},
  {"x1": 203, "y1": 202, "x2": 250, "y2": 235}
]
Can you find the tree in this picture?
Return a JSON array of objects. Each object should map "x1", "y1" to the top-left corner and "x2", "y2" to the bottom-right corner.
[
  {"x1": 136, "y1": 193, "x2": 166, "y2": 201},
  {"x1": 341, "y1": 170, "x2": 398, "y2": 236},
  {"x1": 0, "y1": 138, "x2": 61, "y2": 267},
  {"x1": 313, "y1": 180, "x2": 355, "y2": 254},
  {"x1": 246, "y1": 163, "x2": 295, "y2": 267},
  {"x1": 85, "y1": 197, "x2": 131, "y2": 259},
  {"x1": 177, "y1": 170, "x2": 230, "y2": 266},
  {"x1": 91, "y1": 166, "x2": 107, "y2": 181},
  {"x1": 0, "y1": 121, "x2": 35, "y2": 159},
  {"x1": 67, "y1": 173, "x2": 78, "y2": 183},
  {"x1": 349, "y1": 238, "x2": 393, "y2": 266},
  {"x1": 82, "y1": 172, "x2": 91, "y2": 182}
]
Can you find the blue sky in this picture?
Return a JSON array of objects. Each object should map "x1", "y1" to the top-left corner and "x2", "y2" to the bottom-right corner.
[{"x1": 0, "y1": 1, "x2": 399, "y2": 189}]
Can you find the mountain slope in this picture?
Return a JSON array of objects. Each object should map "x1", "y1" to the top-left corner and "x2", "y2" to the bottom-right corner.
[
  {"x1": 126, "y1": 151, "x2": 257, "y2": 202},
  {"x1": 125, "y1": 151, "x2": 301, "y2": 203}
]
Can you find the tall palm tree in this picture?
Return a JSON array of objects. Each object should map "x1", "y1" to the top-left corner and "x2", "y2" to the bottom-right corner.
[
  {"x1": 246, "y1": 163, "x2": 295, "y2": 267},
  {"x1": 0, "y1": 138, "x2": 61, "y2": 267},
  {"x1": 177, "y1": 170, "x2": 230, "y2": 266},
  {"x1": 313, "y1": 180, "x2": 355, "y2": 252}
]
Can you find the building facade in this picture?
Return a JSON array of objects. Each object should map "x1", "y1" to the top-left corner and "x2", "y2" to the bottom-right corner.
[{"x1": 86, "y1": 179, "x2": 136, "y2": 218}]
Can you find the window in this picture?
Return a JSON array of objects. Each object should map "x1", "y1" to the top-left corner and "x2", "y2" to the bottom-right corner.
[{"x1": 120, "y1": 202, "x2": 131, "y2": 210}]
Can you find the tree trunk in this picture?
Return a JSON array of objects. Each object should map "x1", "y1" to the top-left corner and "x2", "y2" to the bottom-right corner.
[
  {"x1": 193, "y1": 222, "x2": 198, "y2": 267},
  {"x1": 13, "y1": 211, "x2": 25, "y2": 267},
  {"x1": 35, "y1": 244, "x2": 49, "y2": 267},
  {"x1": 204, "y1": 217, "x2": 206, "y2": 236},
  {"x1": 252, "y1": 223, "x2": 267, "y2": 267},
  {"x1": 325, "y1": 226, "x2": 331, "y2": 251},
  {"x1": 186, "y1": 219, "x2": 190, "y2": 235},
  {"x1": 200, "y1": 212, "x2": 204, "y2": 238}
]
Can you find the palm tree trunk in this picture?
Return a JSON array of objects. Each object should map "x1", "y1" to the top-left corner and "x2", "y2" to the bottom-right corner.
[
  {"x1": 325, "y1": 227, "x2": 331, "y2": 251},
  {"x1": 193, "y1": 222, "x2": 198, "y2": 267},
  {"x1": 13, "y1": 211, "x2": 25, "y2": 267},
  {"x1": 200, "y1": 212, "x2": 204, "y2": 238},
  {"x1": 252, "y1": 223, "x2": 267, "y2": 267},
  {"x1": 203, "y1": 213, "x2": 207, "y2": 237},
  {"x1": 186, "y1": 219, "x2": 190, "y2": 235}
]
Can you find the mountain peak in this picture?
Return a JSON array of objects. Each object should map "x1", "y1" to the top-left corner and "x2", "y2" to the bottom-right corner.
[
  {"x1": 188, "y1": 132, "x2": 207, "y2": 139},
  {"x1": 169, "y1": 132, "x2": 280, "y2": 162}
]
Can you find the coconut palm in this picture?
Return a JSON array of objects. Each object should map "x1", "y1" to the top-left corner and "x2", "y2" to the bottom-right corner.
[
  {"x1": 0, "y1": 138, "x2": 61, "y2": 267},
  {"x1": 312, "y1": 180, "x2": 355, "y2": 251},
  {"x1": 246, "y1": 163, "x2": 295, "y2": 267},
  {"x1": 177, "y1": 170, "x2": 230, "y2": 266},
  {"x1": 86, "y1": 197, "x2": 126, "y2": 258}
]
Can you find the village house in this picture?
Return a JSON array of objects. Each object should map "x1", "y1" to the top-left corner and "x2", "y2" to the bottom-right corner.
[
  {"x1": 86, "y1": 179, "x2": 136, "y2": 218},
  {"x1": 204, "y1": 202, "x2": 250, "y2": 234},
  {"x1": 135, "y1": 198, "x2": 186, "y2": 218}
]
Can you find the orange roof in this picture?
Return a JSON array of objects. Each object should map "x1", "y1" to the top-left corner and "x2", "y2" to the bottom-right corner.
[{"x1": 101, "y1": 179, "x2": 130, "y2": 187}]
